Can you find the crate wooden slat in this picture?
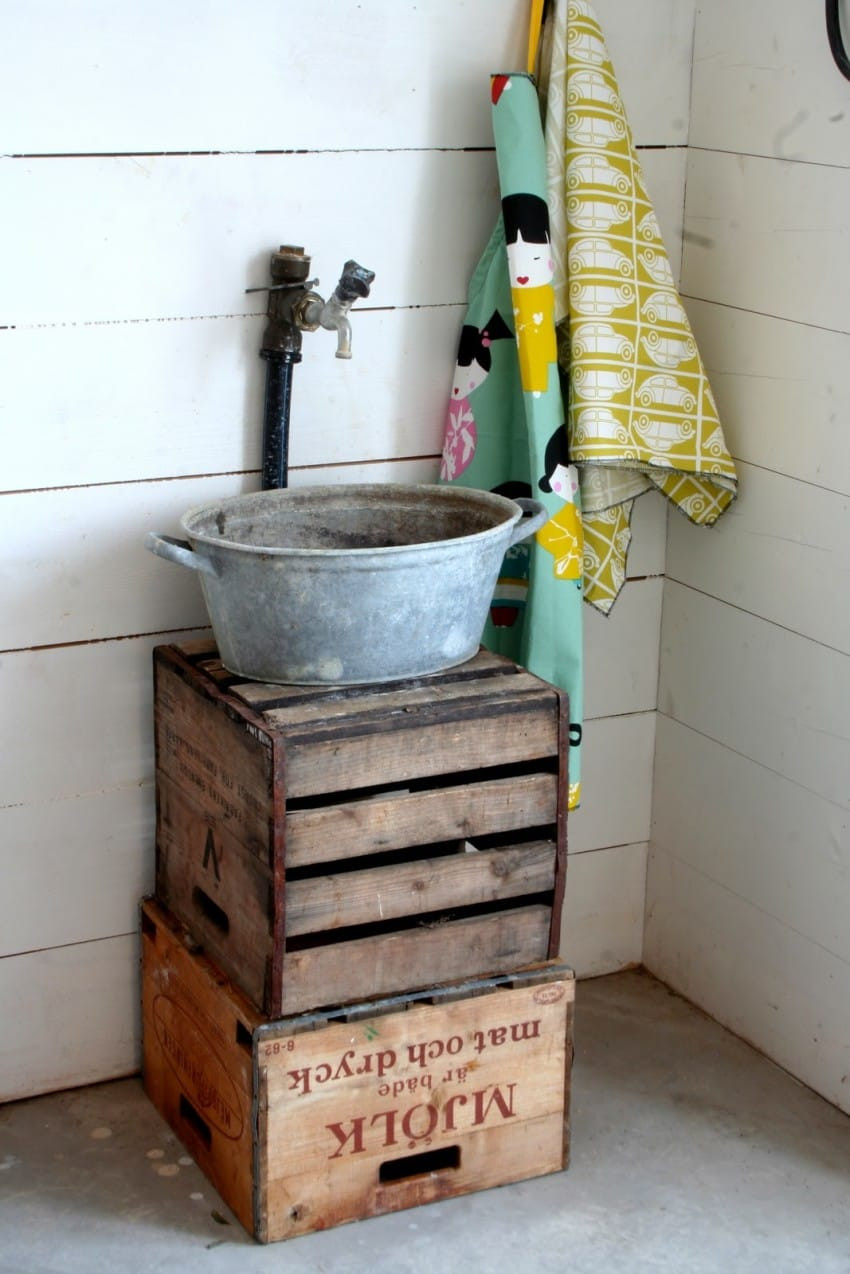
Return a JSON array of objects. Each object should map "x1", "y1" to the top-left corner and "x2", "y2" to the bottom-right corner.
[
  {"x1": 141, "y1": 898, "x2": 574, "y2": 1243},
  {"x1": 154, "y1": 641, "x2": 569, "y2": 1016}
]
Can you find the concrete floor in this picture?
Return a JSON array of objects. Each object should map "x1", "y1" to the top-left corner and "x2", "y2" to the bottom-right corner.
[{"x1": 2, "y1": 969, "x2": 850, "y2": 1273}]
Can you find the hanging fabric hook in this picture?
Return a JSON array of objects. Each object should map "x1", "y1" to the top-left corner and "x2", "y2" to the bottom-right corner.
[{"x1": 826, "y1": 0, "x2": 850, "y2": 79}]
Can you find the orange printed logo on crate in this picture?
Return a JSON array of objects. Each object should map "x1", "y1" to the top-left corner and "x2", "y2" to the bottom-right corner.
[
  {"x1": 533, "y1": 983, "x2": 566, "y2": 1006},
  {"x1": 152, "y1": 994, "x2": 244, "y2": 1140}
]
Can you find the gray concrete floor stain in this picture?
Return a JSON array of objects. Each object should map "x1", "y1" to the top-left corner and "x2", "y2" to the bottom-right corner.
[{"x1": 1, "y1": 970, "x2": 849, "y2": 1273}]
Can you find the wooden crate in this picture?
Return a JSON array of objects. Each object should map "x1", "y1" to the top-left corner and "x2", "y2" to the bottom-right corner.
[
  {"x1": 153, "y1": 639, "x2": 568, "y2": 1016},
  {"x1": 141, "y1": 897, "x2": 574, "y2": 1243}
]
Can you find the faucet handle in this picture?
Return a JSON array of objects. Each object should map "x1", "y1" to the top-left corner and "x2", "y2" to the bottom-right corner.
[{"x1": 334, "y1": 260, "x2": 375, "y2": 305}]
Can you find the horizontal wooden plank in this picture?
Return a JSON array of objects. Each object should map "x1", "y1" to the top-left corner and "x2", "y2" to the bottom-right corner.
[
  {"x1": 0, "y1": 786, "x2": 153, "y2": 959},
  {"x1": 283, "y1": 696, "x2": 560, "y2": 798},
  {"x1": 690, "y1": 0, "x2": 850, "y2": 164},
  {"x1": 0, "y1": 634, "x2": 177, "y2": 811},
  {"x1": 685, "y1": 299, "x2": 850, "y2": 496},
  {"x1": 0, "y1": 934, "x2": 140, "y2": 1102},
  {"x1": 286, "y1": 772, "x2": 558, "y2": 866},
  {"x1": 0, "y1": 150, "x2": 500, "y2": 325},
  {"x1": 0, "y1": 308, "x2": 456, "y2": 493},
  {"x1": 280, "y1": 904, "x2": 552, "y2": 1013},
  {"x1": 0, "y1": 460, "x2": 443, "y2": 651},
  {"x1": 0, "y1": 0, "x2": 527, "y2": 155},
  {"x1": 1, "y1": 152, "x2": 688, "y2": 334},
  {"x1": 665, "y1": 461, "x2": 850, "y2": 655},
  {"x1": 583, "y1": 577, "x2": 663, "y2": 720},
  {"x1": 263, "y1": 1114, "x2": 566, "y2": 1241},
  {"x1": 287, "y1": 841, "x2": 556, "y2": 936},
  {"x1": 559, "y1": 841, "x2": 647, "y2": 977},
  {"x1": 660, "y1": 581, "x2": 850, "y2": 809},
  {"x1": 652, "y1": 717, "x2": 850, "y2": 967},
  {"x1": 682, "y1": 149, "x2": 850, "y2": 333},
  {"x1": 1, "y1": 1, "x2": 693, "y2": 155},
  {"x1": 230, "y1": 649, "x2": 517, "y2": 711},
  {"x1": 263, "y1": 671, "x2": 556, "y2": 733},
  {"x1": 568, "y1": 711, "x2": 655, "y2": 852},
  {"x1": 644, "y1": 844, "x2": 850, "y2": 1117}
]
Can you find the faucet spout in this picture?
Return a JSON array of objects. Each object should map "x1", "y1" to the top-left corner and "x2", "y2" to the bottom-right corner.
[
  {"x1": 296, "y1": 259, "x2": 375, "y2": 359},
  {"x1": 322, "y1": 298, "x2": 353, "y2": 359}
]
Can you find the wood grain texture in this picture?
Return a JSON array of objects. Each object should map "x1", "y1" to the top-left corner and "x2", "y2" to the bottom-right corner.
[
  {"x1": 0, "y1": 934, "x2": 140, "y2": 1102},
  {"x1": 0, "y1": 785, "x2": 154, "y2": 958},
  {"x1": 258, "y1": 976, "x2": 571, "y2": 1239},
  {"x1": 559, "y1": 841, "x2": 647, "y2": 977},
  {"x1": 660, "y1": 581, "x2": 850, "y2": 809},
  {"x1": 286, "y1": 841, "x2": 557, "y2": 936},
  {"x1": 665, "y1": 462, "x2": 850, "y2": 656},
  {"x1": 652, "y1": 717, "x2": 850, "y2": 966},
  {"x1": 0, "y1": 310, "x2": 456, "y2": 493},
  {"x1": 685, "y1": 299, "x2": 850, "y2": 495},
  {"x1": 1, "y1": 0, "x2": 693, "y2": 154},
  {"x1": 280, "y1": 905, "x2": 553, "y2": 1015},
  {"x1": 682, "y1": 149, "x2": 850, "y2": 334},
  {"x1": 154, "y1": 646, "x2": 564, "y2": 1014},
  {"x1": 141, "y1": 899, "x2": 573, "y2": 1243},
  {"x1": 285, "y1": 772, "x2": 559, "y2": 866},
  {"x1": 1, "y1": 151, "x2": 500, "y2": 325},
  {"x1": 690, "y1": 0, "x2": 850, "y2": 163},
  {"x1": 282, "y1": 691, "x2": 560, "y2": 799},
  {"x1": 141, "y1": 901, "x2": 261, "y2": 1234},
  {"x1": 567, "y1": 712, "x2": 655, "y2": 854},
  {"x1": 645, "y1": 844, "x2": 850, "y2": 1118}
]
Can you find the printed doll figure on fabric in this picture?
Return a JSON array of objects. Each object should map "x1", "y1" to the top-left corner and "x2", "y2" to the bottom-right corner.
[
  {"x1": 502, "y1": 193, "x2": 558, "y2": 396},
  {"x1": 441, "y1": 310, "x2": 514, "y2": 481},
  {"x1": 536, "y1": 424, "x2": 583, "y2": 583}
]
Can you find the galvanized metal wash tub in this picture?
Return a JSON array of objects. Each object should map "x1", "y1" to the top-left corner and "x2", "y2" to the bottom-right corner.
[{"x1": 146, "y1": 484, "x2": 547, "y2": 685}]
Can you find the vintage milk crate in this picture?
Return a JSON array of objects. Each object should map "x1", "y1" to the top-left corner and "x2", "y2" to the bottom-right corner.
[
  {"x1": 153, "y1": 639, "x2": 568, "y2": 1016},
  {"x1": 141, "y1": 897, "x2": 574, "y2": 1243}
]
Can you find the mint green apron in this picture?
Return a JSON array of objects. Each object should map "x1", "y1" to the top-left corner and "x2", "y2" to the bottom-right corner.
[{"x1": 441, "y1": 73, "x2": 584, "y2": 810}]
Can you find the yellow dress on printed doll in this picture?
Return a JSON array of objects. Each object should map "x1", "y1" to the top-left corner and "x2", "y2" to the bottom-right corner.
[{"x1": 511, "y1": 284, "x2": 557, "y2": 394}]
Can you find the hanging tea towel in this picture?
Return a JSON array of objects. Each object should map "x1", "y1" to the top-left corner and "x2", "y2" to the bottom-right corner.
[
  {"x1": 541, "y1": 0, "x2": 737, "y2": 612},
  {"x1": 441, "y1": 71, "x2": 585, "y2": 811}
]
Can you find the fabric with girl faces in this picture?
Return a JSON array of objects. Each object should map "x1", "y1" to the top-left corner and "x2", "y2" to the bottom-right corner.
[{"x1": 440, "y1": 72, "x2": 584, "y2": 810}]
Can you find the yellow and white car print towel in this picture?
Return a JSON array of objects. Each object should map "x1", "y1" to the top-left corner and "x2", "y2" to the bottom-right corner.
[{"x1": 540, "y1": 0, "x2": 737, "y2": 613}]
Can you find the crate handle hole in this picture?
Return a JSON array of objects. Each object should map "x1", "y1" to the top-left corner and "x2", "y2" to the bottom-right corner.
[
  {"x1": 379, "y1": 1144, "x2": 461, "y2": 1184},
  {"x1": 178, "y1": 1095, "x2": 212, "y2": 1149},
  {"x1": 192, "y1": 886, "x2": 230, "y2": 934}
]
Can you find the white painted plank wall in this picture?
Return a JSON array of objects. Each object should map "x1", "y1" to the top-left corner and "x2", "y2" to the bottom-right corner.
[
  {"x1": 646, "y1": 0, "x2": 850, "y2": 1112},
  {"x1": 1, "y1": 0, "x2": 691, "y2": 1099}
]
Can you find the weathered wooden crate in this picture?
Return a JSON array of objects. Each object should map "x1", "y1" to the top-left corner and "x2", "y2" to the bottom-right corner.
[
  {"x1": 141, "y1": 897, "x2": 574, "y2": 1243},
  {"x1": 153, "y1": 639, "x2": 568, "y2": 1016}
]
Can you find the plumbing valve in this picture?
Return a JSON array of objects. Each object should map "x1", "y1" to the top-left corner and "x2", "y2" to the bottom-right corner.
[
  {"x1": 295, "y1": 259, "x2": 376, "y2": 359},
  {"x1": 251, "y1": 246, "x2": 374, "y2": 360}
]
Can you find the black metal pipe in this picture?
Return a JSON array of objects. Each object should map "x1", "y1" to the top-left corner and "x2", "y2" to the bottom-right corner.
[{"x1": 260, "y1": 349, "x2": 300, "y2": 490}]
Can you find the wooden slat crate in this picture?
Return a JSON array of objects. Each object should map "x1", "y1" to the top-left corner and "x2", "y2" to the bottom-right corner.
[
  {"x1": 141, "y1": 897, "x2": 574, "y2": 1243},
  {"x1": 153, "y1": 639, "x2": 569, "y2": 1016}
]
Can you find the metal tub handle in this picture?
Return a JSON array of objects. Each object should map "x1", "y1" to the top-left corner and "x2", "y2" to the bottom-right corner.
[
  {"x1": 145, "y1": 532, "x2": 220, "y2": 578},
  {"x1": 508, "y1": 497, "x2": 549, "y2": 547}
]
